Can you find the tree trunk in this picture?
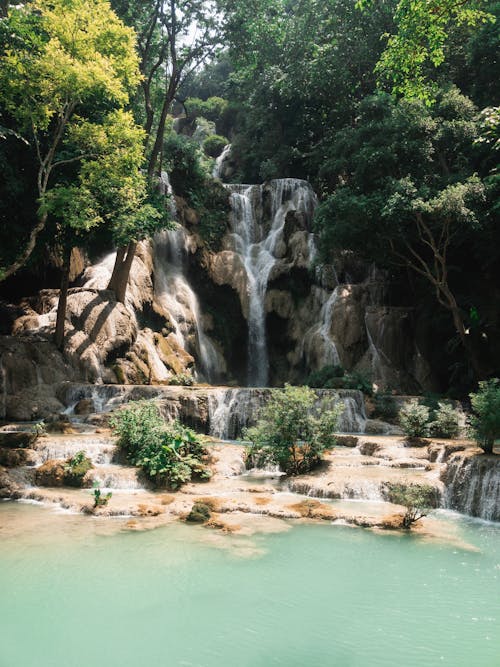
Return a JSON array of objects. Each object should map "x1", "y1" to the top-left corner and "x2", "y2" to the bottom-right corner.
[
  {"x1": 1, "y1": 211, "x2": 48, "y2": 282},
  {"x1": 441, "y1": 284, "x2": 484, "y2": 378},
  {"x1": 107, "y1": 241, "x2": 137, "y2": 303},
  {"x1": 0, "y1": 1, "x2": 9, "y2": 18},
  {"x1": 54, "y1": 247, "x2": 71, "y2": 350}
]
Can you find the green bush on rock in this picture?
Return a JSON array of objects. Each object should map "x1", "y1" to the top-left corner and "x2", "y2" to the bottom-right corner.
[
  {"x1": 110, "y1": 401, "x2": 211, "y2": 488},
  {"x1": 245, "y1": 384, "x2": 343, "y2": 475},
  {"x1": 384, "y1": 483, "x2": 438, "y2": 529},
  {"x1": 429, "y1": 402, "x2": 461, "y2": 439},
  {"x1": 203, "y1": 134, "x2": 228, "y2": 158},
  {"x1": 469, "y1": 379, "x2": 500, "y2": 454},
  {"x1": 398, "y1": 401, "x2": 430, "y2": 438},
  {"x1": 64, "y1": 451, "x2": 93, "y2": 487},
  {"x1": 305, "y1": 365, "x2": 345, "y2": 388}
]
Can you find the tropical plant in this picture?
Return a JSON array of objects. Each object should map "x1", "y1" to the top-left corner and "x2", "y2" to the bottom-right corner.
[
  {"x1": 245, "y1": 384, "x2": 343, "y2": 475},
  {"x1": 110, "y1": 401, "x2": 211, "y2": 488},
  {"x1": 469, "y1": 378, "x2": 500, "y2": 453},
  {"x1": 373, "y1": 393, "x2": 398, "y2": 421},
  {"x1": 92, "y1": 481, "x2": 112, "y2": 508},
  {"x1": 429, "y1": 402, "x2": 461, "y2": 439},
  {"x1": 64, "y1": 450, "x2": 93, "y2": 487},
  {"x1": 398, "y1": 401, "x2": 430, "y2": 438},
  {"x1": 384, "y1": 483, "x2": 437, "y2": 529},
  {"x1": 203, "y1": 134, "x2": 229, "y2": 158}
]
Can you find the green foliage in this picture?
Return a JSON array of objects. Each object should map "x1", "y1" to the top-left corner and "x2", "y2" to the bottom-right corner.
[
  {"x1": 429, "y1": 402, "x2": 461, "y2": 438},
  {"x1": 358, "y1": 0, "x2": 495, "y2": 102},
  {"x1": 110, "y1": 401, "x2": 211, "y2": 488},
  {"x1": 384, "y1": 483, "x2": 437, "y2": 528},
  {"x1": 305, "y1": 365, "x2": 345, "y2": 388},
  {"x1": 185, "y1": 97, "x2": 229, "y2": 123},
  {"x1": 64, "y1": 450, "x2": 93, "y2": 487},
  {"x1": 92, "y1": 481, "x2": 112, "y2": 509},
  {"x1": 245, "y1": 384, "x2": 343, "y2": 475},
  {"x1": 373, "y1": 393, "x2": 398, "y2": 421},
  {"x1": 168, "y1": 372, "x2": 195, "y2": 386},
  {"x1": 31, "y1": 421, "x2": 47, "y2": 437},
  {"x1": 398, "y1": 400, "x2": 430, "y2": 437},
  {"x1": 203, "y1": 134, "x2": 229, "y2": 158},
  {"x1": 186, "y1": 501, "x2": 212, "y2": 523},
  {"x1": 343, "y1": 371, "x2": 374, "y2": 396},
  {"x1": 469, "y1": 378, "x2": 500, "y2": 453}
]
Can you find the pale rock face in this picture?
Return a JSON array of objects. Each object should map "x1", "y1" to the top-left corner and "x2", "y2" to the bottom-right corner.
[{"x1": 208, "y1": 250, "x2": 249, "y2": 317}]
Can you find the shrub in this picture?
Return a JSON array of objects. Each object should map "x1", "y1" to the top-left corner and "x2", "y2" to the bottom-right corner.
[
  {"x1": 245, "y1": 384, "x2": 343, "y2": 475},
  {"x1": 168, "y1": 372, "x2": 194, "y2": 386},
  {"x1": 185, "y1": 96, "x2": 229, "y2": 123},
  {"x1": 110, "y1": 401, "x2": 211, "y2": 489},
  {"x1": 203, "y1": 134, "x2": 228, "y2": 158},
  {"x1": 373, "y1": 393, "x2": 398, "y2": 421},
  {"x1": 398, "y1": 400, "x2": 430, "y2": 437},
  {"x1": 384, "y1": 483, "x2": 437, "y2": 529},
  {"x1": 428, "y1": 402, "x2": 461, "y2": 438},
  {"x1": 343, "y1": 370, "x2": 373, "y2": 396},
  {"x1": 469, "y1": 378, "x2": 500, "y2": 454},
  {"x1": 92, "y1": 482, "x2": 112, "y2": 508},
  {"x1": 305, "y1": 365, "x2": 345, "y2": 388},
  {"x1": 64, "y1": 450, "x2": 93, "y2": 487}
]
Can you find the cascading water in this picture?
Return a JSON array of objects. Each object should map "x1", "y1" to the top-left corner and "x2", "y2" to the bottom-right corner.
[
  {"x1": 443, "y1": 453, "x2": 500, "y2": 521},
  {"x1": 154, "y1": 228, "x2": 221, "y2": 383},
  {"x1": 301, "y1": 286, "x2": 341, "y2": 369},
  {"x1": 226, "y1": 179, "x2": 317, "y2": 386}
]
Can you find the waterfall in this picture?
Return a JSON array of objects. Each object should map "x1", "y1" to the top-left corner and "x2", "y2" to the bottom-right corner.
[
  {"x1": 301, "y1": 286, "x2": 341, "y2": 370},
  {"x1": 0, "y1": 355, "x2": 6, "y2": 420},
  {"x1": 154, "y1": 228, "x2": 220, "y2": 383},
  {"x1": 442, "y1": 453, "x2": 500, "y2": 521},
  {"x1": 226, "y1": 178, "x2": 317, "y2": 386},
  {"x1": 212, "y1": 143, "x2": 232, "y2": 180}
]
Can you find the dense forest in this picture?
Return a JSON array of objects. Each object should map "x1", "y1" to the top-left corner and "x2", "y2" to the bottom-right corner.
[{"x1": 0, "y1": 0, "x2": 499, "y2": 395}]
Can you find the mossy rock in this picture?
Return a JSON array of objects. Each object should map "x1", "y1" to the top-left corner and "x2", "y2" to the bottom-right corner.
[{"x1": 186, "y1": 501, "x2": 212, "y2": 523}]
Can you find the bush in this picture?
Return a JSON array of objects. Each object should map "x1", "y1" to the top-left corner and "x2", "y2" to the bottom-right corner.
[
  {"x1": 428, "y1": 402, "x2": 461, "y2": 438},
  {"x1": 398, "y1": 400, "x2": 430, "y2": 438},
  {"x1": 168, "y1": 372, "x2": 194, "y2": 386},
  {"x1": 373, "y1": 393, "x2": 398, "y2": 421},
  {"x1": 185, "y1": 96, "x2": 229, "y2": 123},
  {"x1": 384, "y1": 483, "x2": 437, "y2": 529},
  {"x1": 64, "y1": 450, "x2": 93, "y2": 487},
  {"x1": 469, "y1": 378, "x2": 500, "y2": 454},
  {"x1": 110, "y1": 401, "x2": 211, "y2": 489},
  {"x1": 245, "y1": 384, "x2": 343, "y2": 475},
  {"x1": 92, "y1": 482, "x2": 112, "y2": 508},
  {"x1": 203, "y1": 134, "x2": 228, "y2": 158},
  {"x1": 305, "y1": 365, "x2": 345, "y2": 388},
  {"x1": 343, "y1": 370, "x2": 373, "y2": 396}
]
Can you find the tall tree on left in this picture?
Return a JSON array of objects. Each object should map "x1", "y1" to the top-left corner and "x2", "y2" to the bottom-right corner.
[{"x1": 0, "y1": 0, "x2": 158, "y2": 347}]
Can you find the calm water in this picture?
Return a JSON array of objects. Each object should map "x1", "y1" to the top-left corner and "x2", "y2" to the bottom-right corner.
[{"x1": 0, "y1": 502, "x2": 499, "y2": 667}]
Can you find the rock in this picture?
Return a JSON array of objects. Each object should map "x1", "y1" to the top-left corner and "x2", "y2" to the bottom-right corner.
[
  {"x1": 365, "y1": 419, "x2": 403, "y2": 436},
  {"x1": 74, "y1": 398, "x2": 95, "y2": 415},
  {"x1": 0, "y1": 432, "x2": 38, "y2": 448},
  {"x1": 335, "y1": 435, "x2": 359, "y2": 448},
  {"x1": 0, "y1": 466, "x2": 21, "y2": 498},
  {"x1": 35, "y1": 460, "x2": 67, "y2": 487},
  {"x1": 358, "y1": 441, "x2": 381, "y2": 456},
  {"x1": 428, "y1": 442, "x2": 466, "y2": 463},
  {"x1": 0, "y1": 447, "x2": 37, "y2": 467}
]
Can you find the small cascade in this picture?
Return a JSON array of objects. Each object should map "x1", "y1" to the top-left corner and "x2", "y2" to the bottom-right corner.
[
  {"x1": 226, "y1": 179, "x2": 317, "y2": 385},
  {"x1": 34, "y1": 435, "x2": 118, "y2": 465},
  {"x1": 88, "y1": 464, "x2": 146, "y2": 491},
  {"x1": 301, "y1": 286, "x2": 341, "y2": 369},
  {"x1": 154, "y1": 228, "x2": 221, "y2": 382},
  {"x1": 212, "y1": 143, "x2": 232, "y2": 180},
  {"x1": 442, "y1": 453, "x2": 500, "y2": 521},
  {"x1": 0, "y1": 355, "x2": 6, "y2": 420},
  {"x1": 207, "y1": 388, "x2": 269, "y2": 440}
]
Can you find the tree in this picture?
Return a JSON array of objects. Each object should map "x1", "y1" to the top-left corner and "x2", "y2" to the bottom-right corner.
[
  {"x1": 358, "y1": 0, "x2": 495, "y2": 103},
  {"x1": 0, "y1": 0, "x2": 141, "y2": 282},
  {"x1": 469, "y1": 378, "x2": 500, "y2": 453},
  {"x1": 245, "y1": 384, "x2": 343, "y2": 475},
  {"x1": 385, "y1": 483, "x2": 437, "y2": 528},
  {"x1": 315, "y1": 89, "x2": 489, "y2": 377}
]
